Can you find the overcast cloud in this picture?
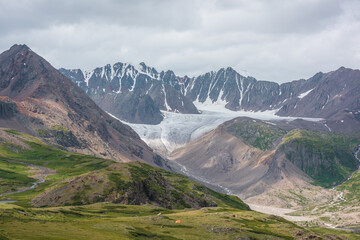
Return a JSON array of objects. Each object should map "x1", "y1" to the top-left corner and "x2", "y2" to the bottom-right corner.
[{"x1": 1, "y1": 0, "x2": 359, "y2": 82}]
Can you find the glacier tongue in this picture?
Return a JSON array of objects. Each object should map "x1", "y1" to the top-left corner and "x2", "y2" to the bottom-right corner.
[
  {"x1": 110, "y1": 108, "x2": 322, "y2": 155},
  {"x1": 120, "y1": 111, "x2": 235, "y2": 154}
]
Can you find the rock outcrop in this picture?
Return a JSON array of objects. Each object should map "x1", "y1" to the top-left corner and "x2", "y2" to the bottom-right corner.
[{"x1": 33, "y1": 162, "x2": 249, "y2": 210}]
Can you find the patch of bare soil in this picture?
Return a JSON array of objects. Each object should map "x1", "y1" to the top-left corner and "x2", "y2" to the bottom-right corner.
[
  {"x1": 26, "y1": 165, "x2": 56, "y2": 182},
  {"x1": 246, "y1": 203, "x2": 316, "y2": 222},
  {"x1": 245, "y1": 187, "x2": 360, "y2": 230}
]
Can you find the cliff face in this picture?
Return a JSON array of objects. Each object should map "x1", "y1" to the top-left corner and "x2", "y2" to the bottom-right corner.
[
  {"x1": 0, "y1": 44, "x2": 168, "y2": 167},
  {"x1": 278, "y1": 129, "x2": 359, "y2": 187},
  {"x1": 0, "y1": 97, "x2": 17, "y2": 119},
  {"x1": 90, "y1": 92, "x2": 164, "y2": 124}
]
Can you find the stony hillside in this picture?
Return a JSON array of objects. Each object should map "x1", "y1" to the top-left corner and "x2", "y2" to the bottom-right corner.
[
  {"x1": 225, "y1": 118, "x2": 286, "y2": 150},
  {"x1": 0, "y1": 44, "x2": 167, "y2": 167},
  {"x1": 170, "y1": 117, "x2": 360, "y2": 207}
]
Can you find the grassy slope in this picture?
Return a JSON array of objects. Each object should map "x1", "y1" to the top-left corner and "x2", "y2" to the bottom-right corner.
[
  {"x1": 0, "y1": 128, "x2": 358, "y2": 239},
  {"x1": 280, "y1": 129, "x2": 360, "y2": 187},
  {"x1": 0, "y1": 128, "x2": 358, "y2": 238},
  {"x1": 0, "y1": 160, "x2": 35, "y2": 194},
  {"x1": 33, "y1": 161, "x2": 249, "y2": 209},
  {"x1": 1, "y1": 202, "x2": 359, "y2": 240},
  {"x1": 0, "y1": 136, "x2": 111, "y2": 177},
  {"x1": 0, "y1": 129, "x2": 247, "y2": 210},
  {"x1": 337, "y1": 169, "x2": 360, "y2": 201},
  {"x1": 0, "y1": 129, "x2": 113, "y2": 206},
  {"x1": 128, "y1": 162, "x2": 249, "y2": 209},
  {"x1": 225, "y1": 119, "x2": 286, "y2": 151}
]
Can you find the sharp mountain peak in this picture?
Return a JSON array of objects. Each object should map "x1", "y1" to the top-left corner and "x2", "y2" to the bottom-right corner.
[
  {"x1": 9, "y1": 44, "x2": 31, "y2": 52},
  {"x1": 0, "y1": 44, "x2": 169, "y2": 167}
]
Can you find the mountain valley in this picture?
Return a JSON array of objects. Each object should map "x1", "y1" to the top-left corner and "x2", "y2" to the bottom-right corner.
[
  {"x1": 0, "y1": 44, "x2": 360, "y2": 239},
  {"x1": 0, "y1": 127, "x2": 357, "y2": 239},
  {"x1": 61, "y1": 57, "x2": 360, "y2": 230}
]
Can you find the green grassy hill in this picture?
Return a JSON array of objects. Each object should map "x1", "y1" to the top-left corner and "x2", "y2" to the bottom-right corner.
[
  {"x1": 0, "y1": 128, "x2": 247, "y2": 210},
  {"x1": 225, "y1": 118, "x2": 286, "y2": 151},
  {"x1": 33, "y1": 161, "x2": 248, "y2": 210},
  {"x1": 0, "y1": 128, "x2": 358, "y2": 239},
  {"x1": 337, "y1": 168, "x2": 360, "y2": 202},
  {"x1": 279, "y1": 129, "x2": 359, "y2": 187}
]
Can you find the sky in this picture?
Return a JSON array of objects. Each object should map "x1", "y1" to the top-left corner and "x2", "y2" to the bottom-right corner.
[{"x1": 1, "y1": 0, "x2": 360, "y2": 83}]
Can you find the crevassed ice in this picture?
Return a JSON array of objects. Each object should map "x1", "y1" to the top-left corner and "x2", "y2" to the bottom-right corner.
[{"x1": 108, "y1": 106, "x2": 322, "y2": 154}]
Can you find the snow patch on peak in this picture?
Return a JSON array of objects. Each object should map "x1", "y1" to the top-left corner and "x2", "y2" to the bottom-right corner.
[
  {"x1": 137, "y1": 63, "x2": 159, "y2": 80},
  {"x1": 298, "y1": 88, "x2": 315, "y2": 99},
  {"x1": 69, "y1": 69, "x2": 80, "y2": 74},
  {"x1": 162, "y1": 84, "x2": 171, "y2": 111},
  {"x1": 84, "y1": 70, "x2": 93, "y2": 86},
  {"x1": 194, "y1": 93, "x2": 228, "y2": 113}
]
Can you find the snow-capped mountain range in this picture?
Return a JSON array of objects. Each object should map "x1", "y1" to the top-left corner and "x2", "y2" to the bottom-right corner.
[
  {"x1": 60, "y1": 63, "x2": 360, "y2": 127},
  {"x1": 60, "y1": 63, "x2": 198, "y2": 124}
]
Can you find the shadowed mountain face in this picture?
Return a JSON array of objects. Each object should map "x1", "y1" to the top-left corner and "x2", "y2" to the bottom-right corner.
[
  {"x1": 185, "y1": 67, "x2": 318, "y2": 111},
  {"x1": 276, "y1": 67, "x2": 360, "y2": 118},
  {"x1": 185, "y1": 67, "x2": 360, "y2": 121},
  {"x1": 60, "y1": 63, "x2": 199, "y2": 124},
  {"x1": 62, "y1": 63, "x2": 360, "y2": 127},
  {"x1": 0, "y1": 44, "x2": 168, "y2": 167}
]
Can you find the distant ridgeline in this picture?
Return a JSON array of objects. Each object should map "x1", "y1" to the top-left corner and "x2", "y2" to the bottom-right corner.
[{"x1": 61, "y1": 64, "x2": 360, "y2": 129}]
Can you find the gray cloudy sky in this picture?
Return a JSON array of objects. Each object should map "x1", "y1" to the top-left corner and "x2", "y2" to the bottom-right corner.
[{"x1": 1, "y1": 0, "x2": 360, "y2": 82}]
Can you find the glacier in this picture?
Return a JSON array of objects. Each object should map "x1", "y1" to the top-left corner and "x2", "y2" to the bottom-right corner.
[{"x1": 109, "y1": 107, "x2": 323, "y2": 155}]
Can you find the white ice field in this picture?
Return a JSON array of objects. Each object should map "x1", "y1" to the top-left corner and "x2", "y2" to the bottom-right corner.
[{"x1": 109, "y1": 104, "x2": 322, "y2": 155}]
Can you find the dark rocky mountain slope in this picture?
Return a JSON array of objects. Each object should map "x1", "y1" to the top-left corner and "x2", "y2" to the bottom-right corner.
[
  {"x1": 60, "y1": 63, "x2": 199, "y2": 124},
  {"x1": 185, "y1": 66, "x2": 360, "y2": 121},
  {"x1": 0, "y1": 44, "x2": 167, "y2": 167},
  {"x1": 276, "y1": 67, "x2": 360, "y2": 118}
]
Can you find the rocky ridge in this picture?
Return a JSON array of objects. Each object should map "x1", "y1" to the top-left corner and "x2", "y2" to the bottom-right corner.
[
  {"x1": 0, "y1": 44, "x2": 168, "y2": 167},
  {"x1": 60, "y1": 63, "x2": 199, "y2": 124},
  {"x1": 61, "y1": 63, "x2": 360, "y2": 126}
]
